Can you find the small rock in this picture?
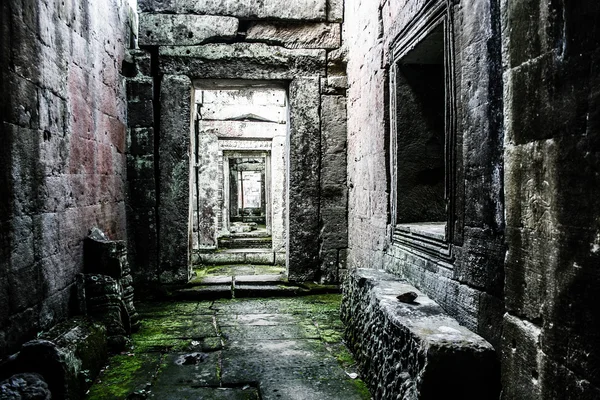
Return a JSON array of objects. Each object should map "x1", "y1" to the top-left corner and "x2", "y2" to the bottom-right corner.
[
  {"x1": 0, "y1": 373, "x2": 51, "y2": 400},
  {"x1": 396, "y1": 291, "x2": 418, "y2": 303}
]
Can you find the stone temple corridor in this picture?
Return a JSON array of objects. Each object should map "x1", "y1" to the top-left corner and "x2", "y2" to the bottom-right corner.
[{"x1": 1, "y1": 0, "x2": 599, "y2": 399}]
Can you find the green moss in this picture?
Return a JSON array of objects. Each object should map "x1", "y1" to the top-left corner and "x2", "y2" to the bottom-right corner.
[
  {"x1": 86, "y1": 354, "x2": 161, "y2": 400},
  {"x1": 351, "y1": 378, "x2": 372, "y2": 400}
]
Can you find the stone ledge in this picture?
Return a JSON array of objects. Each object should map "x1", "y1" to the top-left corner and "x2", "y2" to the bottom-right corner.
[{"x1": 341, "y1": 268, "x2": 500, "y2": 400}]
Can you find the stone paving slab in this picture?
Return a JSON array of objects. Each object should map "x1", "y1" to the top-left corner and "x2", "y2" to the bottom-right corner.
[
  {"x1": 221, "y1": 323, "x2": 320, "y2": 341},
  {"x1": 136, "y1": 301, "x2": 214, "y2": 316},
  {"x1": 154, "y1": 352, "x2": 220, "y2": 387},
  {"x1": 259, "y1": 379, "x2": 369, "y2": 400},
  {"x1": 219, "y1": 313, "x2": 299, "y2": 326},
  {"x1": 221, "y1": 339, "x2": 348, "y2": 383},
  {"x1": 86, "y1": 353, "x2": 163, "y2": 399},
  {"x1": 149, "y1": 386, "x2": 260, "y2": 399}
]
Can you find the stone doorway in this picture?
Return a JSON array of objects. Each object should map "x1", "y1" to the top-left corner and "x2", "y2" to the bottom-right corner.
[
  {"x1": 157, "y1": 47, "x2": 327, "y2": 284},
  {"x1": 190, "y1": 84, "x2": 288, "y2": 271}
]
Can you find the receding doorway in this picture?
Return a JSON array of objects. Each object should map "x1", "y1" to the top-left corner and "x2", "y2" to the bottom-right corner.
[{"x1": 190, "y1": 81, "x2": 288, "y2": 278}]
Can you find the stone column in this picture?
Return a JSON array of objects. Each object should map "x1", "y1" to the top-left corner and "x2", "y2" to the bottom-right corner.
[
  {"x1": 158, "y1": 74, "x2": 192, "y2": 283},
  {"x1": 288, "y1": 77, "x2": 321, "y2": 281}
]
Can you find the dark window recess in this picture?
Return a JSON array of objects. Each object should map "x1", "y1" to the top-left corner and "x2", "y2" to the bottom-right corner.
[
  {"x1": 391, "y1": 19, "x2": 457, "y2": 261},
  {"x1": 396, "y1": 25, "x2": 446, "y2": 225}
]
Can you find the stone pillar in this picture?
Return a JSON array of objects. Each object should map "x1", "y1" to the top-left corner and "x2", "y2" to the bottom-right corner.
[
  {"x1": 158, "y1": 74, "x2": 192, "y2": 283},
  {"x1": 288, "y1": 77, "x2": 321, "y2": 281}
]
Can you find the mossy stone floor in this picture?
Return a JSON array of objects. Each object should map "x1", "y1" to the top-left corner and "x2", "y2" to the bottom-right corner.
[{"x1": 86, "y1": 294, "x2": 371, "y2": 399}]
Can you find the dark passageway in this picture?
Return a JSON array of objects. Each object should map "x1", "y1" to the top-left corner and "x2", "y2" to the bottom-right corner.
[{"x1": 1, "y1": 0, "x2": 599, "y2": 399}]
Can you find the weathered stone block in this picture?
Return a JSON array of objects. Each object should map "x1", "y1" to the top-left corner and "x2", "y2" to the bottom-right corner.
[
  {"x1": 327, "y1": 0, "x2": 344, "y2": 22},
  {"x1": 321, "y1": 95, "x2": 347, "y2": 154},
  {"x1": 129, "y1": 49, "x2": 152, "y2": 77},
  {"x1": 199, "y1": 103, "x2": 286, "y2": 124},
  {"x1": 14, "y1": 318, "x2": 107, "y2": 400},
  {"x1": 321, "y1": 76, "x2": 348, "y2": 94},
  {"x1": 288, "y1": 77, "x2": 321, "y2": 281},
  {"x1": 127, "y1": 127, "x2": 154, "y2": 156},
  {"x1": 342, "y1": 269, "x2": 499, "y2": 400},
  {"x1": 320, "y1": 184, "x2": 348, "y2": 209},
  {"x1": 127, "y1": 100, "x2": 154, "y2": 128},
  {"x1": 500, "y1": 314, "x2": 543, "y2": 400},
  {"x1": 126, "y1": 77, "x2": 153, "y2": 103},
  {"x1": 159, "y1": 43, "x2": 326, "y2": 79},
  {"x1": 199, "y1": 120, "x2": 285, "y2": 139},
  {"x1": 127, "y1": 179, "x2": 156, "y2": 209},
  {"x1": 0, "y1": 373, "x2": 51, "y2": 400},
  {"x1": 321, "y1": 207, "x2": 348, "y2": 249},
  {"x1": 139, "y1": 14, "x2": 238, "y2": 46},
  {"x1": 127, "y1": 154, "x2": 154, "y2": 181},
  {"x1": 148, "y1": 0, "x2": 327, "y2": 21},
  {"x1": 246, "y1": 22, "x2": 341, "y2": 49},
  {"x1": 158, "y1": 75, "x2": 192, "y2": 283}
]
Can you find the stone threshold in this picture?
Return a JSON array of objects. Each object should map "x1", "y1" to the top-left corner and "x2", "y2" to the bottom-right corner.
[{"x1": 162, "y1": 278, "x2": 339, "y2": 300}]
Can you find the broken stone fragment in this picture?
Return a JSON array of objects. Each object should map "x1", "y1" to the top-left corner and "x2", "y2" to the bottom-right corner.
[
  {"x1": 84, "y1": 228, "x2": 139, "y2": 331},
  {"x1": 84, "y1": 274, "x2": 130, "y2": 351},
  {"x1": 0, "y1": 373, "x2": 51, "y2": 400},
  {"x1": 12, "y1": 318, "x2": 107, "y2": 399},
  {"x1": 396, "y1": 291, "x2": 418, "y2": 303}
]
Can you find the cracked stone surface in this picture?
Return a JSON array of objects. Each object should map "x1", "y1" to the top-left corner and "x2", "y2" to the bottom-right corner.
[{"x1": 86, "y1": 294, "x2": 370, "y2": 399}]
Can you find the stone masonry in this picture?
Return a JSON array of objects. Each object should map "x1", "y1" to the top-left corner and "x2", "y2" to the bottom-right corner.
[
  {"x1": 1, "y1": 0, "x2": 599, "y2": 398},
  {"x1": 126, "y1": 0, "x2": 349, "y2": 284},
  {"x1": 0, "y1": 0, "x2": 133, "y2": 359}
]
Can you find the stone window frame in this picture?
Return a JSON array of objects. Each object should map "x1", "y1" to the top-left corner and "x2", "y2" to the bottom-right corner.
[{"x1": 389, "y1": 0, "x2": 461, "y2": 263}]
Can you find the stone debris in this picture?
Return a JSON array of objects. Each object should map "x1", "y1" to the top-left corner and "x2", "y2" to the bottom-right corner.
[
  {"x1": 396, "y1": 291, "x2": 418, "y2": 303},
  {"x1": 0, "y1": 373, "x2": 51, "y2": 400}
]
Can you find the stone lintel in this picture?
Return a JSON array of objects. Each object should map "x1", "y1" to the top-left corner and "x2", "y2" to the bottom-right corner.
[
  {"x1": 139, "y1": 14, "x2": 238, "y2": 46},
  {"x1": 159, "y1": 43, "x2": 326, "y2": 79}
]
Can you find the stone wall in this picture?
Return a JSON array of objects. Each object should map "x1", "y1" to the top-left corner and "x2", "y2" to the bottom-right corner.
[
  {"x1": 128, "y1": 0, "x2": 348, "y2": 283},
  {"x1": 0, "y1": 0, "x2": 133, "y2": 358},
  {"x1": 345, "y1": 0, "x2": 600, "y2": 398},
  {"x1": 344, "y1": 0, "x2": 505, "y2": 347},
  {"x1": 501, "y1": 1, "x2": 600, "y2": 398}
]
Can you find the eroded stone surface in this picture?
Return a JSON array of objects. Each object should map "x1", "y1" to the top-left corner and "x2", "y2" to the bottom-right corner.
[
  {"x1": 139, "y1": 14, "x2": 238, "y2": 46},
  {"x1": 246, "y1": 22, "x2": 341, "y2": 49},
  {"x1": 159, "y1": 43, "x2": 326, "y2": 79},
  {"x1": 158, "y1": 75, "x2": 192, "y2": 283},
  {"x1": 139, "y1": 0, "x2": 327, "y2": 21},
  {"x1": 341, "y1": 269, "x2": 500, "y2": 399}
]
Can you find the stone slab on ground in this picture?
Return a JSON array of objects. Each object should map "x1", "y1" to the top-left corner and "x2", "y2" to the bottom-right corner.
[
  {"x1": 341, "y1": 268, "x2": 500, "y2": 400},
  {"x1": 154, "y1": 352, "x2": 220, "y2": 387},
  {"x1": 234, "y1": 274, "x2": 286, "y2": 284},
  {"x1": 149, "y1": 386, "x2": 260, "y2": 399}
]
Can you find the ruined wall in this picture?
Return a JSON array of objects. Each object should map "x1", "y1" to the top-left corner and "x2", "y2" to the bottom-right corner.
[
  {"x1": 128, "y1": 0, "x2": 349, "y2": 283},
  {"x1": 501, "y1": 1, "x2": 600, "y2": 398},
  {"x1": 0, "y1": 0, "x2": 132, "y2": 358},
  {"x1": 345, "y1": 0, "x2": 505, "y2": 348}
]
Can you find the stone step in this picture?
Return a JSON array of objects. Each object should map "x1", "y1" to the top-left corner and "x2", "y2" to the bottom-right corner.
[
  {"x1": 218, "y1": 236, "x2": 272, "y2": 249},
  {"x1": 164, "y1": 281, "x2": 340, "y2": 301},
  {"x1": 194, "y1": 251, "x2": 284, "y2": 265}
]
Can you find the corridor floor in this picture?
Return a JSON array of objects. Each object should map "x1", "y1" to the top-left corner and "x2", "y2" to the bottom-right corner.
[{"x1": 86, "y1": 294, "x2": 371, "y2": 399}]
